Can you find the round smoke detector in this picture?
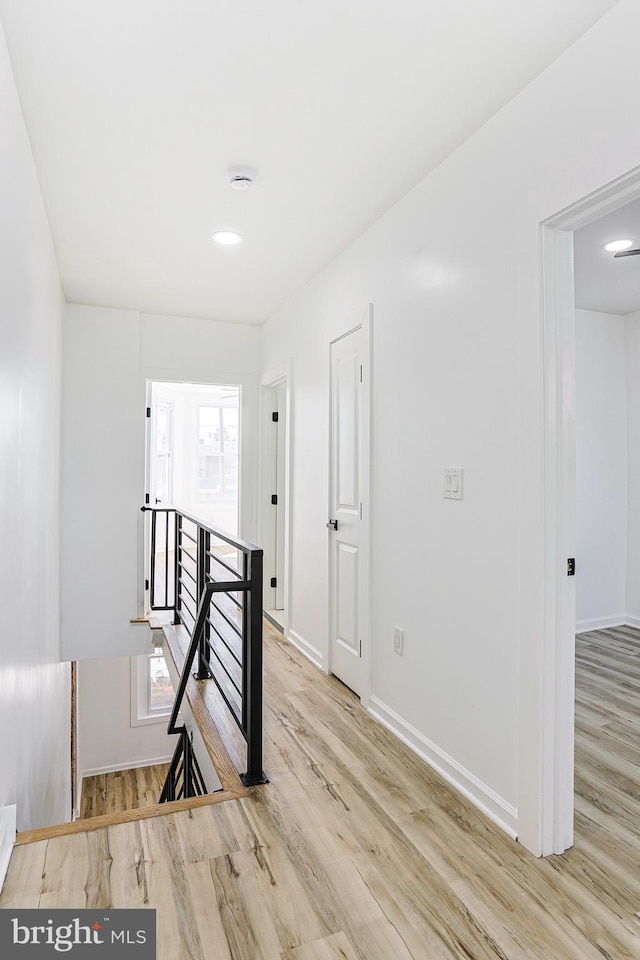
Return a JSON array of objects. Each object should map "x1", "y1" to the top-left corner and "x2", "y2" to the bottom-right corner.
[{"x1": 228, "y1": 166, "x2": 257, "y2": 190}]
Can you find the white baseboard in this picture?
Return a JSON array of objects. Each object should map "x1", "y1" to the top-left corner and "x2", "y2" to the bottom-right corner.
[
  {"x1": 0, "y1": 805, "x2": 17, "y2": 894},
  {"x1": 81, "y1": 754, "x2": 172, "y2": 780},
  {"x1": 265, "y1": 610, "x2": 285, "y2": 633},
  {"x1": 623, "y1": 615, "x2": 640, "y2": 630},
  {"x1": 368, "y1": 696, "x2": 518, "y2": 840},
  {"x1": 576, "y1": 614, "x2": 626, "y2": 633},
  {"x1": 288, "y1": 629, "x2": 324, "y2": 670}
]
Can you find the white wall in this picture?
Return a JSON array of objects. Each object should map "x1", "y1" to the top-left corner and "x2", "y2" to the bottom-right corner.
[
  {"x1": 77, "y1": 657, "x2": 171, "y2": 781},
  {"x1": 0, "y1": 21, "x2": 70, "y2": 830},
  {"x1": 61, "y1": 306, "x2": 261, "y2": 662},
  {"x1": 62, "y1": 305, "x2": 143, "y2": 662},
  {"x1": 260, "y1": 0, "x2": 640, "y2": 850},
  {"x1": 575, "y1": 310, "x2": 628, "y2": 630},
  {"x1": 625, "y1": 310, "x2": 640, "y2": 624}
]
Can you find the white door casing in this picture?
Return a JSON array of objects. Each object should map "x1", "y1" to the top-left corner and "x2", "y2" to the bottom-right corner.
[
  {"x1": 329, "y1": 306, "x2": 372, "y2": 700},
  {"x1": 274, "y1": 382, "x2": 286, "y2": 610},
  {"x1": 259, "y1": 364, "x2": 292, "y2": 632}
]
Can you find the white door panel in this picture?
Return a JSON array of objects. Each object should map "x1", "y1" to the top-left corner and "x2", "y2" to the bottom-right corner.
[
  {"x1": 329, "y1": 311, "x2": 371, "y2": 697},
  {"x1": 337, "y1": 355, "x2": 359, "y2": 509},
  {"x1": 336, "y1": 542, "x2": 359, "y2": 656}
]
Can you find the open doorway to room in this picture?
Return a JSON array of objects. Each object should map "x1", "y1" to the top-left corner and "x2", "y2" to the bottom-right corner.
[
  {"x1": 571, "y1": 200, "x2": 640, "y2": 864},
  {"x1": 574, "y1": 201, "x2": 640, "y2": 637},
  {"x1": 535, "y1": 167, "x2": 640, "y2": 857},
  {"x1": 145, "y1": 380, "x2": 242, "y2": 612},
  {"x1": 148, "y1": 380, "x2": 241, "y2": 534}
]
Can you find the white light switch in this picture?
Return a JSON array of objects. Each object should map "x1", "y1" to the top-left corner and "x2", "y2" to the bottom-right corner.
[{"x1": 443, "y1": 467, "x2": 463, "y2": 500}]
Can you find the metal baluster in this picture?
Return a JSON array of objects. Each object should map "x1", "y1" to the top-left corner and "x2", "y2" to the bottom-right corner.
[
  {"x1": 242, "y1": 549, "x2": 267, "y2": 786},
  {"x1": 173, "y1": 513, "x2": 182, "y2": 625},
  {"x1": 150, "y1": 509, "x2": 157, "y2": 608},
  {"x1": 164, "y1": 509, "x2": 169, "y2": 608},
  {"x1": 241, "y1": 551, "x2": 249, "y2": 732},
  {"x1": 195, "y1": 525, "x2": 213, "y2": 679}
]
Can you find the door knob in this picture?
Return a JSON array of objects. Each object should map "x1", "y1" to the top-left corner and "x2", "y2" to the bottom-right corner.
[{"x1": 326, "y1": 519, "x2": 338, "y2": 531}]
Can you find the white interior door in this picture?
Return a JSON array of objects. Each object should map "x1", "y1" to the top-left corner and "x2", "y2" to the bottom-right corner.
[{"x1": 329, "y1": 314, "x2": 371, "y2": 696}]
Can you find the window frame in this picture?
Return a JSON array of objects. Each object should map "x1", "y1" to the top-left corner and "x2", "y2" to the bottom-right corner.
[{"x1": 130, "y1": 646, "x2": 173, "y2": 728}]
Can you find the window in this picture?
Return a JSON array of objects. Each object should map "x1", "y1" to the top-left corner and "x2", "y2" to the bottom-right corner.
[
  {"x1": 198, "y1": 404, "x2": 238, "y2": 502},
  {"x1": 131, "y1": 641, "x2": 173, "y2": 726}
]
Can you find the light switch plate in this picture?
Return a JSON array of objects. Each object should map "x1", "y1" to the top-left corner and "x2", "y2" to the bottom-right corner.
[{"x1": 443, "y1": 467, "x2": 464, "y2": 500}]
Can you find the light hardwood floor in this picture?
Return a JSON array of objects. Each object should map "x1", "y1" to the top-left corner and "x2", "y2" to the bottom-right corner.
[
  {"x1": 2, "y1": 623, "x2": 640, "y2": 960},
  {"x1": 79, "y1": 763, "x2": 170, "y2": 819}
]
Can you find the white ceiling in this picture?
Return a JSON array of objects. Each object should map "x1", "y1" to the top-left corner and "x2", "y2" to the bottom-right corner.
[
  {"x1": 0, "y1": 0, "x2": 619, "y2": 325},
  {"x1": 575, "y1": 197, "x2": 640, "y2": 316}
]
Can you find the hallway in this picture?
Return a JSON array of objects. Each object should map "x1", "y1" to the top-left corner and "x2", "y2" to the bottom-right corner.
[{"x1": 2, "y1": 623, "x2": 638, "y2": 960}]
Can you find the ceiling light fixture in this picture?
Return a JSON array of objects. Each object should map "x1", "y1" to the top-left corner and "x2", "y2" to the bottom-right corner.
[
  {"x1": 211, "y1": 230, "x2": 243, "y2": 245},
  {"x1": 604, "y1": 239, "x2": 635, "y2": 252}
]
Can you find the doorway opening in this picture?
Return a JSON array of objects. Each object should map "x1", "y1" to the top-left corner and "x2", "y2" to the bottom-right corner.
[
  {"x1": 570, "y1": 196, "x2": 640, "y2": 868},
  {"x1": 147, "y1": 381, "x2": 241, "y2": 534},
  {"x1": 537, "y1": 165, "x2": 640, "y2": 856}
]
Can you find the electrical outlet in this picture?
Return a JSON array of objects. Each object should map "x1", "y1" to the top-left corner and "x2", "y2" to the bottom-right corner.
[{"x1": 393, "y1": 626, "x2": 404, "y2": 656}]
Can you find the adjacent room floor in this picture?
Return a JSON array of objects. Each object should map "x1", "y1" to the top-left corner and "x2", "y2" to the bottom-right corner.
[
  {"x1": 2, "y1": 623, "x2": 639, "y2": 960},
  {"x1": 79, "y1": 763, "x2": 170, "y2": 820},
  {"x1": 574, "y1": 625, "x2": 640, "y2": 873}
]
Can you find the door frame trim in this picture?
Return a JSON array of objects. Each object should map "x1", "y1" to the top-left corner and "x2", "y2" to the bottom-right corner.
[
  {"x1": 328, "y1": 304, "x2": 373, "y2": 706},
  {"x1": 527, "y1": 164, "x2": 640, "y2": 855},
  {"x1": 259, "y1": 362, "x2": 292, "y2": 636}
]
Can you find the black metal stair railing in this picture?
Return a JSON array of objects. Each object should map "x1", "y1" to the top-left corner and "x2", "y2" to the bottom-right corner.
[
  {"x1": 159, "y1": 728, "x2": 207, "y2": 802},
  {"x1": 144, "y1": 506, "x2": 267, "y2": 794}
]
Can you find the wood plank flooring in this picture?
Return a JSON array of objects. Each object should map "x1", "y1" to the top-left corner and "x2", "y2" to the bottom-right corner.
[
  {"x1": 3, "y1": 623, "x2": 640, "y2": 960},
  {"x1": 80, "y1": 764, "x2": 170, "y2": 819}
]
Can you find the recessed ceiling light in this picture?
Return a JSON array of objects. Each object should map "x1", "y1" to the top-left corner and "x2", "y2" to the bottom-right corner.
[
  {"x1": 604, "y1": 239, "x2": 635, "y2": 252},
  {"x1": 211, "y1": 231, "x2": 243, "y2": 245}
]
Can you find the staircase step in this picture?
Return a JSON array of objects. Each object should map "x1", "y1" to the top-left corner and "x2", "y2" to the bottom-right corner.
[
  {"x1": 148, "y1": 613, "x2": 172, "y2": 631},
  {"x1": 160, "y1": 622, "x2": 247, "y2": 796},
  {"x1": 15, "y1": 620, "x2": 249, "y2": 846}
]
